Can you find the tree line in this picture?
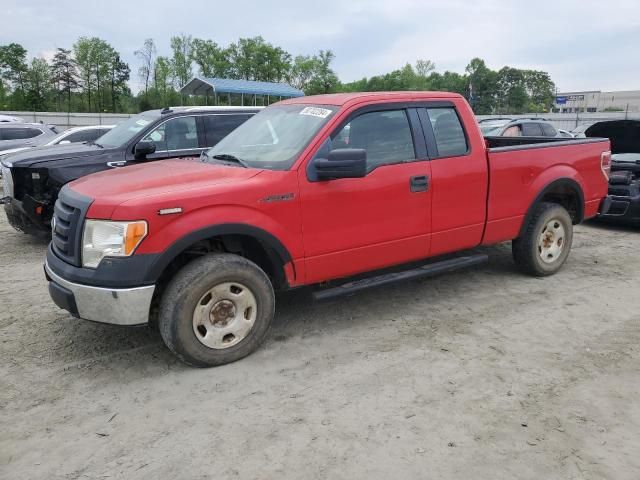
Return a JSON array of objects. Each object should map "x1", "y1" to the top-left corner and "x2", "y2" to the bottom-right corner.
[{"x1": 0, "y1": 36, "x2": 556, "y2": 115}]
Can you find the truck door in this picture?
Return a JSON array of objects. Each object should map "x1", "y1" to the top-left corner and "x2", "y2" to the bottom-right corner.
[
  {"x1": 298, "y1": 107, "x2": 432, "y2": 284},
  {"x1": 418, "y1": 105, "x2": 488, "y2": 256}
]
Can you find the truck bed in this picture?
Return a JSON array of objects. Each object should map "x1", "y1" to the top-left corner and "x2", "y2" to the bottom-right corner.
[{"x1": 482, "y1": 136, "x2": 611, "y2": 244}]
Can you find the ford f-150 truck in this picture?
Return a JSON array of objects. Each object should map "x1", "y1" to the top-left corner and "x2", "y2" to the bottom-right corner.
[{"x1": 44, "y1": 92, "x2": 612, "y2": 367}]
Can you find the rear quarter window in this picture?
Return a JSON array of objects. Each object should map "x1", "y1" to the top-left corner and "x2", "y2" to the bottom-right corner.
[{"x1": 426, "y1": 107, "x2": 468, "y2": 157}]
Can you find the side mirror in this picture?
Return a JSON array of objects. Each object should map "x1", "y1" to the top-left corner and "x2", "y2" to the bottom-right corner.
[
  {"x1": 313, "y1": 148, "x2": 367, "y2": 180},
  {"x1": 134, "y1": 140, "x2": 156, "y2": 159},
  {"x1": 58, "y1": 140, "x2": 71, "y2": 145}
]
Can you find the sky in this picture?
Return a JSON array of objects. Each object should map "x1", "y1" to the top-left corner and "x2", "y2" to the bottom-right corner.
[{"x1": 2, "y1": 0, "x2": 640, "y2": 93}]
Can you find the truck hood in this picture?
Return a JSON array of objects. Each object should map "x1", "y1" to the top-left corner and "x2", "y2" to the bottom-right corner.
[
  {"x1": 585, "y1": 120, "x2": 640, "y2": 155},
  {"x1": 69, "y1": 158, "x2": 262, "y2": 206},
  {"x1": 1, "y1": 142, "x2": 110, "y2": 168}
]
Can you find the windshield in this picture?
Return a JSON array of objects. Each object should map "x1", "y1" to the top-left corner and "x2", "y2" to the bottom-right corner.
[
  {"x1": 96, "y1": 112, "x2": 159, "y2": 148},
  {"x1": 204, "y1": 104, "x2": 337, "y2": 170}
]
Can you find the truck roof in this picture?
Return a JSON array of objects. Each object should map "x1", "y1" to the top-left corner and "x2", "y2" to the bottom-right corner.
[{"x1": 279, "y1": 91, "x2": 463, "y2": 106}]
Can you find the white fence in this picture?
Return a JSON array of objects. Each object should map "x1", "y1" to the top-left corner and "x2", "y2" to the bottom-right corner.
[{"x1": 3, "y1": 109, "x2": 640, "y2": 132}]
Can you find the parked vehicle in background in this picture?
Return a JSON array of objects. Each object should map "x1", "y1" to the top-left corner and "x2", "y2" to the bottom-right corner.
[
  {"x1": 1, "y1": 106, "x2": 259, "y2": 234},
  {"x1": 0, "y1": 123, "x2": 58, "y2": 153},
  {"x1": 571, "y1": 124, "x2": 593, "y2": 138},
  {"x1": 478, "y1": 117, "x2": 513, "y2": 135},
  {"x1": 0, "y1": 114, "x2": 24, "y2": 123},
  {"x1": 43, "y1": 92, "x2": 611, "y2": 367},
  {"x1": 483, "y1": 118, "x2": 559, "y2": 137},
  {"x1": 586, "y1": 120, "x2": 640, "y2": 225},
  {"x1": 0, "y1": 125, "x2": 114, "y2": 159},
  {"x1": 557, "y1": 129, "x2": 574, "y2": 138}
]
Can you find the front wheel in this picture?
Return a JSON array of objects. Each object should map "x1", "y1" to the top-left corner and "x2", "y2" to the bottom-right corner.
[
  {"x1": 158, "y1": 253, "x2": 275, "y2": 367},
  {"x1": 512, "y1": 202, "x2": 574, "y2": 276}
]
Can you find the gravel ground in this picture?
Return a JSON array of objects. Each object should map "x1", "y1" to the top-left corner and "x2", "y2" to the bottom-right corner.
[{"x1": 0, "y1": 204, "x2": 639, "y2": 480}]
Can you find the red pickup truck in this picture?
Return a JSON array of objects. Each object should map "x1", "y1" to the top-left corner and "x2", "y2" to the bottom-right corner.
[{"x1": 44, "y1": 92, "x2": 612, "y2": 367}]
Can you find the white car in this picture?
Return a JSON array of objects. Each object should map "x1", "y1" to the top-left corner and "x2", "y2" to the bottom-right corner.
[
  {"x1": 0, "y1": 114, "x2": 24, "y2": 123},
  {"x1": 557, "y1": 129, "x2": 574, "y2": 138},
  {"x1": 0, "y1": 125, "x2": 114, "y2": 158}
]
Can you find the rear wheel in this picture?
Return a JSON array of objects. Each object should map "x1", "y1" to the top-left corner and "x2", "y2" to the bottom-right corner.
[
  {"x1": 158, "y1": 253, "x2": 275, "y2": 367},
  {"x1": 512, "y1": 202, "x2": 573, "y2": 276}
]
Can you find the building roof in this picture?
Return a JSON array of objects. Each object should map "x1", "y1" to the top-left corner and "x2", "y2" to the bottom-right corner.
[{"x1": 180, "y1": 77, "x2": 304, "y2": 98}]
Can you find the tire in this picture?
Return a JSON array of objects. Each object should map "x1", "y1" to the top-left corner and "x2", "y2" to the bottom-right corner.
[
  {"x1": 158, "y1": 253, "x2": 275, "y2": 367},
  {"x1": 512, "y1": 202, "x2": 573, "y2": 277}
]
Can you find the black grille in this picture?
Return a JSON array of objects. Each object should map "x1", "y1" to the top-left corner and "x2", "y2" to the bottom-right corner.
[{"x1": 51, "y1": 186, "x2": 92, "y2": 266}]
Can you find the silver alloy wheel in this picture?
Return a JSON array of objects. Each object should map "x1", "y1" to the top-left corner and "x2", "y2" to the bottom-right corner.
[
  {"x1": 192, "y1": 282, "x2": 258, "y2": 349},
  {"x1": 538, "y1": 219, "x2": 566, "y2": 264}
]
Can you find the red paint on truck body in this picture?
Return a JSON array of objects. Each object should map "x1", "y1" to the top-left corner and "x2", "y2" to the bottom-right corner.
[{"x1": 68, "y1": 92, "x2": 609, "y2": 287}]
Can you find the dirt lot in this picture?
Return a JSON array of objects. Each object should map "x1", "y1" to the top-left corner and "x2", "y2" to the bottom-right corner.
[{"x1": 0, "y1": 207, "x2": 639, "y2": 480}]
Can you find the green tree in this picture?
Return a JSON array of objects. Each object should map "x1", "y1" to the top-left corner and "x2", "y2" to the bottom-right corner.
[
  {"x1": 307, "y1": 50, "x2": 339, "y2": 94},
  {"x1": 0, "y1": 43, "x2": 29, "y2": 108},
  {"x1": 523, "y1": 70, "x2": 555, "y2": 113},
  {"x1": 134, "y1": 38, "x2": 156, "y2": 94},
  {"x1": 153, "y1": 55, "x2": 174, "y2": 106},
  {"x1": 227, "y1": 36, "x2": 291, "y2": 83},
  {"x1": 287, "y1": 55, "x2": 318, "y2": 91},
  {"x1": 25, "y1": 57, "x2": 50, "y2": 111},
  {"x1": 497, "y1": 67, "x2": 528, "y2": 113},
  {"x1": 191, "y1": 38, "x2": 232, "y2": 78},
  {"x1": 73, "y1": 37, "x2": 117, "y2": 111},
  {"x1": 50, "y1": 47, "x2": 80, "y2": 112},
  {"x1": 170, "y1": 34, "x2": 193, "y2": 88},
  {"x1": 465, "y1": 58, "x2": 497, "y2": 114},
  {"x1": 415, "y1": 59, "x2": 436, "y2": 78},
  {"x1": 109, "y1": 54, "x2": 130, "y2": 112}
]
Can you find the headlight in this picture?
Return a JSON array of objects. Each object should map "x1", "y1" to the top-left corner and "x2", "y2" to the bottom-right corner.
[{"x1": 82, "y1": 220, "x2": 148, "y2": 268}]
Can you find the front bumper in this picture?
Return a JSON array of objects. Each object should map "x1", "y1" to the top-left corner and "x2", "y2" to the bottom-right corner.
[
  {"x1": 597, "y1": 193, "x2": 640, "y2": 226},
  {"x1": 44, "y1": 260, "x2": 155, "y2": 326},
  {"x1": 3, "y1": 196, "x2": 50, "y2": 234}
]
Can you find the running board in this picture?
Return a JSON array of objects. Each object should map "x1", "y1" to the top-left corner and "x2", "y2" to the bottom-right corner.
[{"x1": 313, "y1": 254, "x2": 488, "y2": 301}]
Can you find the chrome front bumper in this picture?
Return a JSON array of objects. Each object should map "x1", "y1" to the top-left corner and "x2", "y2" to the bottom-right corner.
[{"x1": 45, "y1": 261, "x2": 155, "y2": 326}]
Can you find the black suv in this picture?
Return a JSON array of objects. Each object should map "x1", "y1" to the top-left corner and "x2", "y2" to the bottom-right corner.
[{"x1": 1, "y1": 106, "x2": 260, "y2": 233}]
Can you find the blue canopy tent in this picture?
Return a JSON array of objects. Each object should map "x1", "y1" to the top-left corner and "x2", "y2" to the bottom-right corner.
[{"x1": 180, "y1": 77, "x2": 304, "y2": 106}]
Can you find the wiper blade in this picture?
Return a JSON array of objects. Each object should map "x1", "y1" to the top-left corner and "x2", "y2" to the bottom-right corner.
[{"x1": 211, "y1": 154, "x2": 249, "y2": 168}]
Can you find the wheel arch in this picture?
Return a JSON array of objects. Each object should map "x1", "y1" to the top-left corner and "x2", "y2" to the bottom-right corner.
[
  {"x1": 518, "y1": 177, "x2": 585, "y2": 238},
  {"x1": 146, "y1": 223, "x2": 293, "y2": 290}
]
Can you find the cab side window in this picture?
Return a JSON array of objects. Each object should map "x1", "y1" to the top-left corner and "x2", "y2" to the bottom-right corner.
[
  {"x1": 142, "y1": 116, "x2": 198, "y2": 152},
  {"x1": 203, "y1": 114, "x2": 253, "y2": 147},
  {"x1": 426, "y1": 108, "x2": 468, "y2": 157},
  {"x1": 331, "y1": 110, "x2": 415, "y2": 169}
]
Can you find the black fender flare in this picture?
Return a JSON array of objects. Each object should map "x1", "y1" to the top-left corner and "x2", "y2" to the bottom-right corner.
[
  {"x1": 145, "y1": 223, "x2": 293, "y2": 283},
  {"x1": 518, "y1": 178, "x2": 585, "y2": 237}
]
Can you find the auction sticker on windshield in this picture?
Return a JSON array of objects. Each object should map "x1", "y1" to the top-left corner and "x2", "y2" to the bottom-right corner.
[{"x1": 299, "y1": 107, "x2": 332, "y2": 118}]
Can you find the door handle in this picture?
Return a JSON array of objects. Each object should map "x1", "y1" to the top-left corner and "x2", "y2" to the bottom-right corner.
[
  {"x1": 410, "y1": 175, "x2": 429, "y2": 192},
  {"x1": 106, "y1": 161, "x2": 126, "y2": 168}
]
